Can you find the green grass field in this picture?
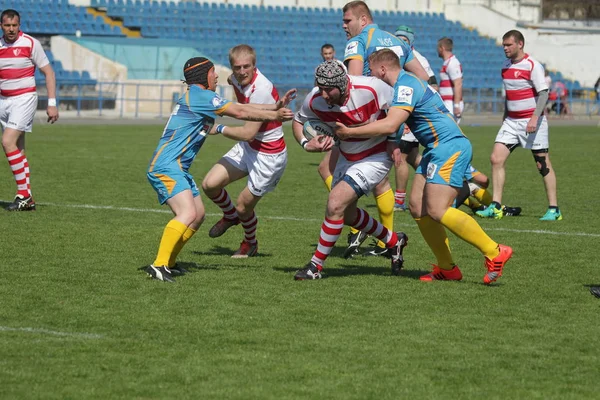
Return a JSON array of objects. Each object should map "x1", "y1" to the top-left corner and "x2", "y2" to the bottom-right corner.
[{"x1": 0, "y1": 124, "x2": 599, "y2": 399}]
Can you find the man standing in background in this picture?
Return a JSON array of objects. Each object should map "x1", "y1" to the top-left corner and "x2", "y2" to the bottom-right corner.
[
  {"x1": 437, "y1": 37, "x2": 463, "y2": 122},
  {"x1": 0, "y1": 9, "x2": 59, "y2": 211}
]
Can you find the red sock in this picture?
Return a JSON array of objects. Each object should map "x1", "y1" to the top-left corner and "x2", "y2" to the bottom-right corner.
[
  {"x1": 209, "y1": 189, "x2": 238, "y2": 221},
  {"x1": 311, "y1": 217, "x2": 344, "y2": 269},
  {"x1": 6, "y1": 150, "x2": 30, "y2": 197},
  {"x1": 351, "y1": 208, "x2": 398, "y2": 247},
  {"x1": 395, "y1": 190, "x2": 406, "y2": 205},
  {"x1": 240, "y1": 211, "x2": 257, "y2": 244}
]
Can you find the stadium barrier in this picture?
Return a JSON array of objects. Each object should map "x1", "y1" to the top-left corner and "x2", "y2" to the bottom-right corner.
[{"x1": 35, "y1": 81, "x2": 600, "y2": 118}]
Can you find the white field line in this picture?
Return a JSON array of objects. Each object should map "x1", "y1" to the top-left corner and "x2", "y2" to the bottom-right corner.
[
  {"x1": 5, "y1": 200, "x2": 600, "y2": 238},
  {"x1": 0, "y1": 325, "x2": 103, "y2": 339}
]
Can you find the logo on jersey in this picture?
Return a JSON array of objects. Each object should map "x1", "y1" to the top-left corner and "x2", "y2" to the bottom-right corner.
[
  {"x1": 13, "y1": 48, "x2": 21, "y2": 56},
  {"x1": 426, "y1": 162, "x2": 438, "y2": 180},
  {"x1": 396, "y1": 86, "x2": 414, "y2": 104},
  {"x1": 211, "y1": 95, "x2": 227, "y2": 109},
  {"x1": 377, "y1": 38, "x2": 394, "y2": 47},
  {"x1": 345, "y1": 41, "x2": 359, "y2": 56}
]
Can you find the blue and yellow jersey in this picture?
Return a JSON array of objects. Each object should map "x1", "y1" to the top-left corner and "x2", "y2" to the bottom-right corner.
[
  {"x1": 344, "y1": 24, "x2": 414, "y2": 76},
  {"x1": 391, "y1": 70, "x2": 466, "y2": 150},
  {"x1": 148, "y1": 85, "x2": 231, "y2": 172}
]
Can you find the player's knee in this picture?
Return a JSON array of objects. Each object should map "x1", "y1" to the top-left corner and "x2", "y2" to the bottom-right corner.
[
  {"x1": 490, "y1": 152, "x2": 504, "y2": 167},
  {"x1": 192, "y1": 210, "x2": 205, "y2": 228},
  {"x1": 408, "y1": 202, "x2": 421, "y2": 219},
  {"x1": 533, "y1": 154, "x2": 550, "y2": 177},
  {"x1": 326, "y1": 200, "x2": 345, "y2": 218},
  {"x1": 426, "y1": 207, "x2": 446, "y2": 222}
]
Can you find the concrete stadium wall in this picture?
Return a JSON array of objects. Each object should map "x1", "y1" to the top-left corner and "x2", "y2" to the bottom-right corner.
[
  {"x1": 443, "y1": 4, "x2": 600, "y2": 87},
  {"x1": 50, "y1": 36, "x2": 234, "y2": 115},
  {"x1": 51, "y1": 36, "x2": 128, "y2": 83}
]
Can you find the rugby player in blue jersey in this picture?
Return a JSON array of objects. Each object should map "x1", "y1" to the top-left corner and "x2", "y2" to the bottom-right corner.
[
  {"x1": 336, "y1": 49, "x2": 513, "y2": 285},
  {"x1": 144, "y1": 57, "x2": 294, "y2": 282},
  {"x1": 333, "y1": 1, "x2": 431, "y2": 258}
]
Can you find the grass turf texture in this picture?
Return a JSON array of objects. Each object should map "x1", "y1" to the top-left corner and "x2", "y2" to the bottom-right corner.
[{"x1": 0, "y1": 124, "x2": 598, "y2": 399}]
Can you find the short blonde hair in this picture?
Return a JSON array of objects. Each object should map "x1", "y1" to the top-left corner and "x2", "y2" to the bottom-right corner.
[
  {"x1": 368, "y1": 48, "x2": 400, "y2": 67},
  {"x1": 228, "y1": 44, "x2": 256, "y2": 67}
]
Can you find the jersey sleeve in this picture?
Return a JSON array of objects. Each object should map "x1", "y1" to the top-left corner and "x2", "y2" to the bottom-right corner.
[
  {"x1": 294, "y1": 88, "x2": 319, "y2": 124},
  {"x1": 187, "y1": 89, "x2": 231, "y2": 118},
  {"x1": 531, "y1": 61, "x2": 548, "y2": 92},
  {"x1": 401, "y1": 43, "x2": 415, "y2": 66},
  {"x1": 447, "y1": 58, "x2": 463, "y2": 80},
  {"x1": 343, "y1": 36, "x2": 365, "y2": 63},
  {"x1": 391, "y1": 75, "x2": 424, "y2": 113},
  {"x1": 30, "y1": 37, "x2": 49, "y2": 69}
]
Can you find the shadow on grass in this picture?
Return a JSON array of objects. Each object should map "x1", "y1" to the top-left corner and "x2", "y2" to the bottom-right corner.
[
  {"x1": 193, "y1": 246, "x2": 272, "y2": 258},
  {"x1": 273, "y1": 263, "x2": 431, "y2": 279},
  {"x1": 584, "y1": 284, "x2": 600, "y2": 298}
]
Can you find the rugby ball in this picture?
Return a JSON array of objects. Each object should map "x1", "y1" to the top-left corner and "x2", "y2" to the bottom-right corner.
[{"x1": 302, "y1": 119, "x2": 335, "y2": 141}]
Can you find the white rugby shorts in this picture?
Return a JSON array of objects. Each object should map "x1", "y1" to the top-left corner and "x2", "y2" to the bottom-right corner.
[
  {"x1": 495, "y1": 116, "x2": 549, "y2": 150},
  {"x1": 222, "y1": 141, "x2": 287, "y2": 197},
  {"x1": 0, "y1": 93, "x2": 38, "y2": 133},
  {"x1": 402, "y1": 130, "x2": 418, "y2": 143},
  {"x1": 332, "y1": 151, "x2": 392, "y2": 195}
]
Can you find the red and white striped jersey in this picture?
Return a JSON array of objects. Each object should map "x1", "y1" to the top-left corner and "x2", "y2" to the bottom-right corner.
[
  {"x1": 0, "y1": 31, "x2": 48, "y2": 97},
  {"x1": 295, "y1": 75, "x2": 393, "y2": 161},
  {"x1": 501, "y1": 54, "x2": 547, "y2": 120},
  {"x1": 439, "y1": 55, "x2": 462, "y2": 102},
  {"x1": 230, "y1": 67, "x2": 285, "y2": 154}
]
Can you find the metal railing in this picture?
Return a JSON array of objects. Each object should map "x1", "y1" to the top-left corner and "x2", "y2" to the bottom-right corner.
[{"x1": 36, "y1": 81, "x2": 600, "y2": 118}]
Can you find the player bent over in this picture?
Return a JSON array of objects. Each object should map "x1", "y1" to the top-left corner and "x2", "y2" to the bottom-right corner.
[
  {"x1": 144, "y1": 57, "x2": 293, "y2": 282},
  {"x1": 202, "y1": 45, "x2": 295, "y2": 258},
  {"x1": 292, "y1": 61, "x2": 408, "y2": 280},
  {"x1": 336, "y1": 49, "x2": 512, "y2": 284}
]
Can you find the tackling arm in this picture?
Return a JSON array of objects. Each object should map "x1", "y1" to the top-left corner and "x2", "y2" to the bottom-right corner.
[
  {"x1": 220, "y1": 103, "x2": 293, "y2": 122},
  {"x1": 336, "y1": 107, "x2": 410, "y2": 139},
  {"x1": 404, "y1": 58, "x2": 429, "y2": 81},
  {"x1": 218, "y1": 121, "x2": 262, "y2": 142}
]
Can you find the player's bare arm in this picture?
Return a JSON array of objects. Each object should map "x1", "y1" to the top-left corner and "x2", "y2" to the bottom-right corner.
[
  {"x1": 221, "y1": 103, "x2": 293, "y2": 122},
  {"x1": 404, "y1": 58, "x2": 429, "y2": 81},
  {"x1": 336, "y1": 107, "x2": 410, "y2": 139},
  {"x1": 214, "y1": 121, "x2": 262, "y2": 141},
  {"x1": 38, "y1": 63, "x2": 58, "y2": 123},
  {"x1": 292, "y1": 120, "x2": 334, "y2": 152},
  {"x1": 526, "y1": 89, "x2": 549, "y2": 133},
  {"x1": 245, "y1": 89, "x2": 298, "y2": 111},
  {"x1": 452, "y1": 77, "x2": 463, "y2": 117},
  {"x1": 346, "y1": 59, "x2": 364, "y2": 76}
]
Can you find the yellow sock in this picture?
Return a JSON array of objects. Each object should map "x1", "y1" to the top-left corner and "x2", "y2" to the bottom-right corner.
[
  {"x1": 415, "y1": 216, "x2": 455, "y2": 270},
  {"x1": 375, "y1": 189, "x2": 394, "y2": 248},
  {"x1": 439, "y1": 207, "x2": 500, "y2": 259},
  {"x1": 168, "y1": 227, "x2": 197, "y2": 267},
  {"x1": 324, "y1": 175, "x2": 333, "y2": 192},
  {"x1": 153, "y1": 219, "x2": 188, "y2": 267},
  {"x1": 463, "y1": 197, "x2": 482, "y2": 209},
  {"x1": 473, "y1": 188, "x2": 493, "y2": 206}
]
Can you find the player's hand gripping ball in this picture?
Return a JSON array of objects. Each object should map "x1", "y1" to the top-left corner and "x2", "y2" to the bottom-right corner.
[{"x1": 302, "y1": 120, "x2": 335, "y2": 141}]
